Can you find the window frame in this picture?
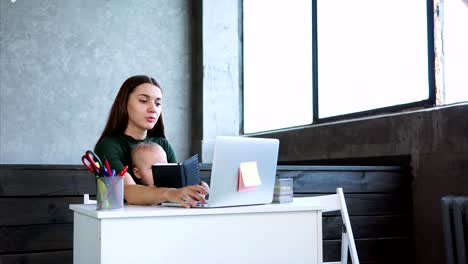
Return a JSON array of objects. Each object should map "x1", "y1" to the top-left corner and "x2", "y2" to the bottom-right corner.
[{"x1": 241, "y1": 0, "x2": 436, "y2": 132}]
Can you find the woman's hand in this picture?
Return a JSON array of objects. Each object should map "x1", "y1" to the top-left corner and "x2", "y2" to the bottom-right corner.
[
  {"x1": 200, "y1": 181, "x2": 210, "y2": 198},
  {"x1": 164, "y1": 184, "x2": 209, "y2": 208}
]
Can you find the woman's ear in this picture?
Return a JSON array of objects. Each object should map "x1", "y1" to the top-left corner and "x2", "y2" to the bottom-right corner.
[{"x1": 133, "y1": 167, "x2": 142, "y2": 179}]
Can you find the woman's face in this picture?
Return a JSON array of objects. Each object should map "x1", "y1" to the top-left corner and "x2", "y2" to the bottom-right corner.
[{"x1": 126, "y1": 83, "x2": 162, "y2": 133}]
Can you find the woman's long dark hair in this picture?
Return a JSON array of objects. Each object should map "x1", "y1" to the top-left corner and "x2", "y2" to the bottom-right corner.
[{"x1": 95, "y1": 75, "x2": 165, "y2": 148}]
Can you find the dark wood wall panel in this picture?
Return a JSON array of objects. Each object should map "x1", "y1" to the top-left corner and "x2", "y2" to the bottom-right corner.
[
  {"x1": 0, "y1": 197, "x2": 82, "y2": 226},
  {"x1": 0, "y1": 224, "x2": 72, "y2": 253},
  {"x1": 295, "y1": 193, "x2": 411, "y2": 216},
  {"x1": 282, "y1": 170, "x2": 407, "y2": 193},
  {"x1": 322, "y1": 215, "x2": 410, "y2": 239},
  {"x1": 0, "y1": 251, "x2": 72, "y2": 264},
  {"x1": 0, "y1": 164, "x2": 412, "y2": 264},
  {"x1": 324, "y1": 237, "x2": 414, "y2": 263},
  {"x1": 201, "y1": 165, "x2": 409, "y2": 193},
  {"x1": 0, "y1": 166, "x2": 94, "y2": 196}
]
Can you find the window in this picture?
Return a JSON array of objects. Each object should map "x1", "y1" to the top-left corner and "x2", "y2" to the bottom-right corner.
[
  {"x1": 317, "y1": 0, "x2": 430, "y2": 118},
  {"x1": 243, "y1": 0, "x2": 312, "y2": 134},
  {"x1": 242, "y1": 0, "x2": 435, "y2": 133}
]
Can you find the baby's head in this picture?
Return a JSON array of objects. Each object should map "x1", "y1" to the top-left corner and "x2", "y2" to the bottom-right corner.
[{"x1": 131, "y1": 142, "x2": 167, "y2": 186}]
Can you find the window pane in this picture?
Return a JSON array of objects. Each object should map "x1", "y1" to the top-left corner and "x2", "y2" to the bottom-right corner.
[
  {"x1": 444, "y1": 0, "x2": 468, "y2": 104},
  {"x1": 243, "y1": 0, "x2": 312, "y2": 133},
  {"x1": 317, "y1": 0, "x2": 430, "y2": 118}
]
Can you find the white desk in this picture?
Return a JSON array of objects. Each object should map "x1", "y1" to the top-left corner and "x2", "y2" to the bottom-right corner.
[{"x1": 70, "y1": 198, "x2": 323, "y2": 264}]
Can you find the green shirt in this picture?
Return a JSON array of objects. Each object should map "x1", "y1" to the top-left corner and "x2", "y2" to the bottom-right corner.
[{"x1": 94, "y1": 134, "x2": 177, "y2": 184}]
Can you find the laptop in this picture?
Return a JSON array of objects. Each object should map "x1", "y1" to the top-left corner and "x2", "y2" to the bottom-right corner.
[{"x1": 161, "y1": 136, "x2": 279, "y2": 208}]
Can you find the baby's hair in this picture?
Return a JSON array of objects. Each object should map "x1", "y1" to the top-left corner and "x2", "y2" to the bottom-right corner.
[{"x1": 131, "y1": 142, "x2": 163, "y2": 161}]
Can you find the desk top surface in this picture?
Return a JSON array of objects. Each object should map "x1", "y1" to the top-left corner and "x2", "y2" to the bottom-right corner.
[{"x1": 69, "y1": 197, "x2": 323, "y2": 219}]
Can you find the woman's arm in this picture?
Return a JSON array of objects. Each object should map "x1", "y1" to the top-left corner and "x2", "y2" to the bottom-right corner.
[{"x1": 123, "y1": 173, "x2": 208, "y2": 207}]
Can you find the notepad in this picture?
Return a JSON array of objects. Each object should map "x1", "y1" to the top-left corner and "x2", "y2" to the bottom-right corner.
[{"x1": 152, "y1": 154, "x2": 201, "y2": 188}]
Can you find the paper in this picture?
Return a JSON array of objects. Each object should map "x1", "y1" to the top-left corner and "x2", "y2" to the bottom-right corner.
[{"x1": 237, "y1": 161, "x2": 262, "y2": 192}]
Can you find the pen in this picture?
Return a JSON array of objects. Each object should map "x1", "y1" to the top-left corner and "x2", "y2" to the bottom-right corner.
[
  {"x1": 118, "y1": 165, "x2": 128, "y2": 177},
  {"x1": 104, "y1": 160, "x2": 112, "y2": 177}
]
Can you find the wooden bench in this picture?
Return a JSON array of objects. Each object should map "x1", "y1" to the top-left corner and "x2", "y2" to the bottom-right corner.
[{"x1": 0, "y1": 164, "x2": 412, "y2": 264}]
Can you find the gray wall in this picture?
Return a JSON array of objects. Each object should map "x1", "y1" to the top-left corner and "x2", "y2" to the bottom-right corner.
[
  {"x1": 200, "y1": 0, "x2": 241, "y2": 163},
  {"x1": 0, "y1": 0, "x2": 193, "y2": 163}
]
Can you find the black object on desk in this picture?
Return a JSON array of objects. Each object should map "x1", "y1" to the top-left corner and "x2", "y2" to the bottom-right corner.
[{"x1": 152, "y1": 154, "x2": 201, "y2": 188}]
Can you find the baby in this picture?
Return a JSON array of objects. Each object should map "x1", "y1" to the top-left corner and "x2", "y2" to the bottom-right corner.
[
  {"x1": 131, "y1": 142, "x2": 209, "y2": 198},
  {"x1": 131, "y1": 142, "x2": 168, "y2": 186}
]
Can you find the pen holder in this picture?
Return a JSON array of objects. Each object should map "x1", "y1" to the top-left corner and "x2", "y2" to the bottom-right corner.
[
  {"x1": 272, "y1": 178, "x2": 294, "y2": 203},
  {"x1": 96, "y1": 176, "x2": 124, "y2": 210}
]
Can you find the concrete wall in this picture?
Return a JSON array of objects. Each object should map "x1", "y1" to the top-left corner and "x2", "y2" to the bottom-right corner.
[
  {"x1": 200, "y1": 0, "x2": 241, "y2": 163},
  {"x1": 0, "y1": 0, "x2": 193, "y2": 163},
  {"x1": 260, "y1": 103, "x2": 468, "y2": 264}
]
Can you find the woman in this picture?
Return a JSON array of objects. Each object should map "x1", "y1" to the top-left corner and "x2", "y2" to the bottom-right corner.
[{"x1": 94, "y1": 75, "x2": 208, "y2": 207}]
